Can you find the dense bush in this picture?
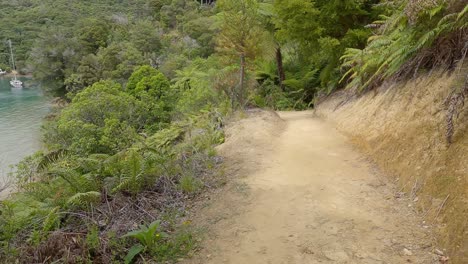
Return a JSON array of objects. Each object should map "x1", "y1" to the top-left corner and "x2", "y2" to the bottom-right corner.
[
  {"x1": 1, "y1": 60, "x2": 228, "y2": 262},
  {"x1": 45, "y1": 81, "x2": 144, "y2": 154}
]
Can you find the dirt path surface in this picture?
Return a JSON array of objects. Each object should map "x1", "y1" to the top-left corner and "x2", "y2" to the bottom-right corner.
[{"x1": 186, "y1": 110, "x2": 436, "y2": 264}]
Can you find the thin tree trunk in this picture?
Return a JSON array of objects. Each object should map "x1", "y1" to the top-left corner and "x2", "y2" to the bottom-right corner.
[
  {"x1": 239, "y1": 53, "x2": 246, "y2": 106},
  {"x1": 276, "y1": 46, "x2": 286, "y2": 91}
]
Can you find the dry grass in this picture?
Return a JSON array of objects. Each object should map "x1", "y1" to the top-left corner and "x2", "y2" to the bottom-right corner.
[{"x1": 316, "y1": 72, "x2": 467, "y2": 263}]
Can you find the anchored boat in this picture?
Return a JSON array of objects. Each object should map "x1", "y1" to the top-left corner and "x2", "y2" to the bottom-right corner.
[
  {"x1": 10, "y1": 75, "x2": 22, "y2": 88},
  {"x1": 8, "y1": 40, "x2": 22, "y2": 88}
]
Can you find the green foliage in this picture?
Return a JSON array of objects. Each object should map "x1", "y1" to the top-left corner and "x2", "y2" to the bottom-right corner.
[
  {"x1": 1, "y1": 1, "x2": 227, "y2": 262},
  {"x1": 123, "y1": 220, "x2": 196, "y2": 263},
  {"x1": 124, "y1": 244, "x2": 145, "y2": 264},
  {"x1": 273, "y1": 0, "x2": 323, "y2": 50},
  {"x1": 122, "y1": 220, "x2": 181, "y2": 263},
  {"x1": 272, "y1": 0, "x2": 375, "y2": 93},
  {"x1": 0, "y1": 0, "x2": 147, "y2": 65},
  {"x1": 42, "y1": 207, "x2": 61, "y2": 233},
  {"x1": 127, "y1": 65, "x2": 176, "y2": 131},
  {"x1": 66, "y1": 191, "x2": 101, "y2": 209},
  {"x1": 123, "y1": 220, "x2": 168, "y2": 250},
  {"x1": 1, "y1": 0, "x2": 217, "y2": 95},
  {"x1": 340, "y1": 0, "x2": 468, "y2": 91},
  {"x1": 111, "y1": 150, "x2": 160, "y2": 195},
  {"x1": 11, "y1": 0, "x2": 466, "y2": 262},
  {"x1": 86, "y1": 225, "x2": 101, "y2": 253},
  {"x1": 173, "y1": 57, "x2": 228, "y2": 116},
  {"x1": 179, "y1": 175, "x2": 203, "y2": 193},
  {"x1": 217, "y1": 0, "x2": 261, "y2": 57},
  {"x1": 77, "y1": 19, "x2": 111, "y2": 54},
  {"x1": 250, "y1": 79, "x2": 305, "y2": 110},
  {"x1": 46, "y1": 81, "x2": 144, "y2": 154},
  {"x1": 127, "y1": 65, "x2": 171, "y2": 98},
  {"x1": 97, "y1": 42, "x2": 146, "y2": 84}
]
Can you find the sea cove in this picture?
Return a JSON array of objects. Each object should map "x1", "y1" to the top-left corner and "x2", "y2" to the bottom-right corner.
[{"x1": 0, "y1": 77, "x2": 49, "y2": 185}]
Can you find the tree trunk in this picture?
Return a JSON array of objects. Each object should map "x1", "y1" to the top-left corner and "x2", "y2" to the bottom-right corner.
[
  {"x1": 239, "y1": 53, "x2": 246, "y2": 107},
  {"x1": 276, "y1": 46, "x2": 286, "y2": 91}
]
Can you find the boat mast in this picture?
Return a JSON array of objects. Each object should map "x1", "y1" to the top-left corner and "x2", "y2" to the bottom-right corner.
[{"x1": 8, "y1": 40, "x2": 16, "y2": 71}]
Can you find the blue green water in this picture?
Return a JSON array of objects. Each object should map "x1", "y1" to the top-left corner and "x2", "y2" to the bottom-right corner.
[{"x1": 0, "y1": 76, "x2": 49, "y2": 182}]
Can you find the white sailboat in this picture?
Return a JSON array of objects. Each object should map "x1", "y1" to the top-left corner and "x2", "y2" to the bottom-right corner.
[
  {"x1": 10, "y1": 75, "x2": 22, "y2": 88},
  {"x1": 8, "y1": 40, "x2": 22, "y2": 88}
]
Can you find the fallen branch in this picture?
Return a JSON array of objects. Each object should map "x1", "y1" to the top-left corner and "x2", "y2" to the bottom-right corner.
[{"x1": 434, "y1": 194, "x2": 450, "y2": 221}]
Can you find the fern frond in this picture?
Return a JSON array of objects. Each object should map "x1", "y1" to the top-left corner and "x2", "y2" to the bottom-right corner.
[
  {"x1": 42, "y1": 206, "x2": 61, "y2": 232},
  {"x1": 427, "y1": 4, "x2": 445, "y2": 19},
  {"x1": 457, "y1": 4, "x2": 468, "y2": 21},
  {"x1": 66, "y1": 191, "x2": 101, "y2": 208}
]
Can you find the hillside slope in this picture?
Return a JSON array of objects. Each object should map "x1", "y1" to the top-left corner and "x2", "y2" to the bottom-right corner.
[{"x1": 316, "y1": 73, "x2": 467, "y2": 263}]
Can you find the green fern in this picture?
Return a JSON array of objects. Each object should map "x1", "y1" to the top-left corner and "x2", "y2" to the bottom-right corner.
[
  {"x1": 66, "y1": 191, "x2": 101, "y2": 208},
  {"x1": 340, "y1": 0, "x2": 467, "y2": 91},
  {"x1": 42, "y1": 206, "x2": 61, "y2": 232}
]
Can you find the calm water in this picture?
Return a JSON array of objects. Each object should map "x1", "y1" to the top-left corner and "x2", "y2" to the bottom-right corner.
[{"x1": 0, "y1": 76, "x2": 49, "y2": 182}]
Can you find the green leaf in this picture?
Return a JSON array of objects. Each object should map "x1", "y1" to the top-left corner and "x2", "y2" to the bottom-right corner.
[
  {"x1": 457, "y1": 4, "x2": 468, "y2": 21},
  {"x1": 428, "y1": 5, "x2": 444, "y2": 19},
  {"x1": 124, "y1": 244, "x2": 145, "y2": 264}
]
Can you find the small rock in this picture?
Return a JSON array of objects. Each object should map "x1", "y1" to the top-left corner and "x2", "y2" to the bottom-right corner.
[
  {"x1": 402, "y1": 248, "x2": 413, "y2": 256},
  {"x1": 434, "y1": 249, "x2": 444, "y2": 256},
  {"x1": 323, "y1": 251, "x2": 349, "y2": 261},
  {"x1": 207, "y1": 254, "x2": 212, "y2": 258},
  {"x1": 257, "y1": 247, "x2": 267, "y2": 254},
  {"x1": 440, "y1": 256, "x2": 449, "y2": 263},
  {"x1": 355, "y1": 252, "x2": 368, "y2": 259},
  {"x1": 413, "y1": 197, "x2": 419, "y2": 202},
  {"x1": 395, "y1": 192, "x2": 405, "y2": 198}
]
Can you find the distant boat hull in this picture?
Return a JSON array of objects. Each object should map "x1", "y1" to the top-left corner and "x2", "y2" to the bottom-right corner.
[{"x1": 10, "y1": 79, "x2": 23, "y2": 88}]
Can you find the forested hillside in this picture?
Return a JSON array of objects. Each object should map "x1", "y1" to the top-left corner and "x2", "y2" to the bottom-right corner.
[
  {"x1": 0, "y1": 0, "x2": 467, "y2": 263},
  {"x1": 0, "y1": 0, "x2": 216, "y2": 94}
]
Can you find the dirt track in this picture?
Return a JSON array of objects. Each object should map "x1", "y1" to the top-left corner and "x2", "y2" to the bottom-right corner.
[{"x1": 186, "y1": 110, "x2": 437, "y2": 264}]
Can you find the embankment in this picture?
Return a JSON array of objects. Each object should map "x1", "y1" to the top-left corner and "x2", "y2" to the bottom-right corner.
[{"x1": 316, "y1": 73, "x2": 467, "y2": 263}]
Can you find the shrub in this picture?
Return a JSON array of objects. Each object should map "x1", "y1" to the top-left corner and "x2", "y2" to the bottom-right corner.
[{"x1": 127, "y1": 65, "x2": 177, "y2": 132}]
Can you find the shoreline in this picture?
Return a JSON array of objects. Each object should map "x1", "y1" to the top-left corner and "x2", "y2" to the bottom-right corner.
[{"x1": 0, "y1": 73, "x2": 33, "y2": 78}]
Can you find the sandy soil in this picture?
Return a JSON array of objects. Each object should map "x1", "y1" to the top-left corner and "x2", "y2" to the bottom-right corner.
[
  {"x1": 185, "y1": 110, "x2": 439, "y2": 264},
  {"x1": 315, "y1": 73, "x2": 467, "y2": 263}
]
